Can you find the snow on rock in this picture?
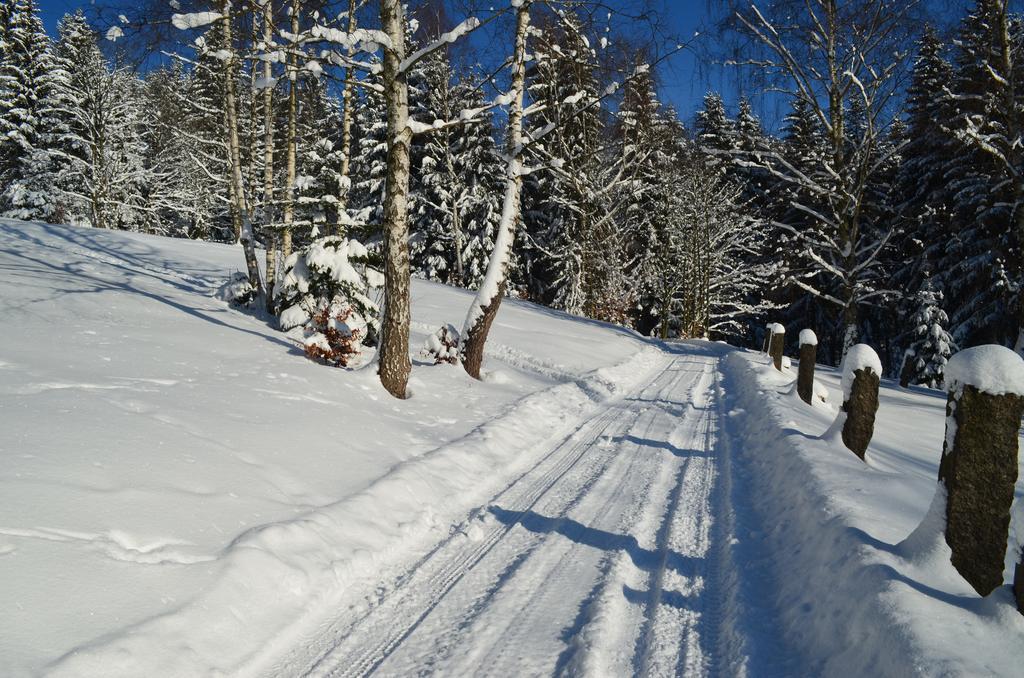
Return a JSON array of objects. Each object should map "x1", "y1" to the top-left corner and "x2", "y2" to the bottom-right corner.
[
  {"x1": 839, "y1": 343, "x2": 882, "y2": 401},
  {"x1": 798, "y1": 329, "x2": 818, "y2": 347},
  {"x1": 942, "y1": 344, "x2": 1024, "y2": 397}
]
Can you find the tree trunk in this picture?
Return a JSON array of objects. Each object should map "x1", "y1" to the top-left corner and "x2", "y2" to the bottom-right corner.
[
  {"x1": 461, "y1": 1, "x2": 531, "y2": 380},
  {"x1": 221, "y1": 0, "x2": 264, "y2": 298},
  {"x1": 335, "y1": 0, "x2": 357, "y2": 236},
  {"x1": 262, "y1": 1, "x2": 277, "y2": 311},
  {"x1": 377, "y1": 0, "x2": 413, "y2": 398},
  {"x1": 281, "y1": 0, "x2": 300, "y2": 259}
]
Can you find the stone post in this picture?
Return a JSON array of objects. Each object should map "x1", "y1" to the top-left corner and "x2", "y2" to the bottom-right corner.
[
  {"x1": 840, "y1": 344, "x2": 881, "y2": 460},
  {"x1": 798, "y1": 329, "x2": 818, "y2": 405},
  {"x1": 768, "y1": 323, "x2": 785, "y2": 371},
  {"x1": 938, "y1": 345, "x2": 1024, "y2": 596},
  {"x1": 1015, "y1": 546, "x2": 1023, "y2": 614}
]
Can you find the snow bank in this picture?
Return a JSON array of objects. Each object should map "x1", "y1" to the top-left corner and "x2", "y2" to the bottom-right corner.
[
  {"x1": 943, "y1": 344, "x2": 1024, "y2": 397},
  {"x1": 840, "y1": 343, "x2": 882, "y2": 401},
  {"x1": 798, "y1": 329, "x2": 818, "y2": 347},
  {"x1": 50, "y1": 347, "x2": 667, "y2": 677},
  {"x1": 721, "y1": 352, "x2": 1024, "y2": 677}
]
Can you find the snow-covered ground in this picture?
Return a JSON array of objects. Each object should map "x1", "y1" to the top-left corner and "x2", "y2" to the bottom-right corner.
[
  {"x1": 720, "y1": 353, "x2": 1024, "y2": 676},
  {"x1": 0, "y1": 220, "x2": 650, "y2": 675},
  {"x1": 2, "y1": 220, "x2": 1023, "y2": 676}
]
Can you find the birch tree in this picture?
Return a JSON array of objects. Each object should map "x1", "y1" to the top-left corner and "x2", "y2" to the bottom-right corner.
[
  {"x1": 376, "y1": 0, "x2": 414, "y2": 398},
  {"x1": 461, "y1": 0, "x2": 531, "y2": 380}
]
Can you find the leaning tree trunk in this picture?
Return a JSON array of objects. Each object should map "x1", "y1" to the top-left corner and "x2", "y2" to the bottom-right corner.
[
  {"x1": 221, "y1": 0, "x2": 264, "y2": 298},
  {"x1": 377, "y1": 0, "x2": 413, "y2": 398},
  {"x1": 461, "y1": 0, "x2": 531, "y2": 380}
]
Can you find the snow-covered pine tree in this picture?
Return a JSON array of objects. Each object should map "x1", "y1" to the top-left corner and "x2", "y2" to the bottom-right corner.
[
  {"x1": 139, "y1": 64, "x2": 209, "y2": 237},
  {"x1": 449, "y1": 74, "x2": 504, "y2": 289},
  {"x1": 940, "y1": 0, "x2": 1023, "y2": 349},
  {"x1": 694, "y1": 92, "x2": 736, "y2": 175},
  {"x1": 894, "y1": 26, "x2": 955, "y2": 291},
  {"x1": 521, "y1": 12, "x2": 609, "y2": 318},
  {"x1": 408, "y1": 47, "x2": 502, "y2": 287},
  {"x1": 347, "y1": 69, "x2": 388, "y2": 241},
  {"x1": 0, "y1": 0, "x2": 59, "y2": 219},
  {"x1": 899, "y1": 276, "x2": 957, "y2": 388},
  {"x1": 181, "y1": 45, "x2": 232, "y2": 240},
  {"x1": 42, "y1": 12, "x2": 151, "y2": 231},
  {"x1": 294, "y1": 78, "x2": 345, "y2": 242},
  {"x1": 617, "y1": 65, "x2": 676, "y2": 334},
  {"x1": 407, "y1": 42, "x2": 449, "y2": 280}
]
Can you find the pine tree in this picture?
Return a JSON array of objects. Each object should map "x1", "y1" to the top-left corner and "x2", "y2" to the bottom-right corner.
[
  {"x1": 893, "y1": 26, "x2": 955, "y2": 302},
  {"x1": 618, "y1": 66, "x2": 676, "y2": 333},
  {"x1": 43, "y1": 12, "x2": 151, "y2": 230},
  {"x1": 347, "y1": 71, "x2": 388, "y2": 240},
  {"x1": 940, "y1": 0, "x2": 1023, "y2": 348},
  {"x1": 899, "y1": 277, "x2": 957, "y2": 388},
  {"x1": 139, "y1": 64, "x2": 212, "y2": 237},
  {"x1": 0, "y1": 0, "x2": 57, "y2": 217},
  {"x1": 409, "y1": 50, "x2": 503, "y2": 287},
  {"x1": 694, "y1": 92, "x2": 736, "y2": 171},
  {"x1": 521, "y1": 14, "x2": 606, "y2": 317},
  {"x1": 179, "y1": 46, "x2": 232, "y2": 240}
]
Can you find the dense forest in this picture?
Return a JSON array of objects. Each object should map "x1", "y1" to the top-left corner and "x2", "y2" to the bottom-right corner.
[{"x1": 1, "y1": 0, "x2": 1021, "y2": 394}]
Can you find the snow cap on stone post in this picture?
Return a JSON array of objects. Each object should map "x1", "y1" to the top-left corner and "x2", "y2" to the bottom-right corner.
[
  {"x1": 797, "y1": 329, "x2": 818, "y2": 405},
  {"x1": 942, "y1": 345, "x2": 1024, "y2": 397},
  {"x1": 768, "y1": 323, "x2": 786, "y2": 370},
  {"x1": 840, "y1": 343, "x2": 883, "y2": 403},
  {"x1": 838, "y1": 344, "x2": 882, "y2": 459}
]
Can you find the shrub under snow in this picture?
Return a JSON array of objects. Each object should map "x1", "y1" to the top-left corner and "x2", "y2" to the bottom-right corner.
[
  {"x1": 423, "y1": 324, "x2": 462, "y2": 364},
  {"x1": 215, "y1": 272, "x2": 257, "y2": 306},
  {"x1": 275, "y1": 237, "x2": 382, "y2": 363}
]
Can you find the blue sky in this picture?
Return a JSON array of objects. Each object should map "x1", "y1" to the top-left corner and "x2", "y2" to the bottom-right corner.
[
  {"x1": 37, "y1": 0, "x2": 1020, "y2": 130},
  {"x1": 37, "y1": 0, "x2": 730, "y2": 124}
]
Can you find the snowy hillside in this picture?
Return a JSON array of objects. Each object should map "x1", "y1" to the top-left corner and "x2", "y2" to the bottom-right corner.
[
  {"x1": 0, "y1": 220, "x2": 651, "y2": 674},
  {"x1": 1, "y1": 220, "x2": 1023, "y2": 677}
]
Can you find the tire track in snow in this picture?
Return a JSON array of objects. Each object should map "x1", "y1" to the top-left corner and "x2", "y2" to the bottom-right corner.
[
  {"x1": 560, "y1": 355, "x2": 722, "y2": 677},
  {"x1": 279, "y1": 349, "x2": 734, "y2": 677},
  {"x1": 270, "y1": 359, "x2": 678, "y2": 677},
  {"x1": 638, "y1": 362, "x2": 718, "y2": 677}
]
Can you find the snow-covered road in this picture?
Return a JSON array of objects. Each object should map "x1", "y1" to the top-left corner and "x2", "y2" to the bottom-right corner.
[{"x1": 271, "y1": 345, "x2": 741, "y2": 677}]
